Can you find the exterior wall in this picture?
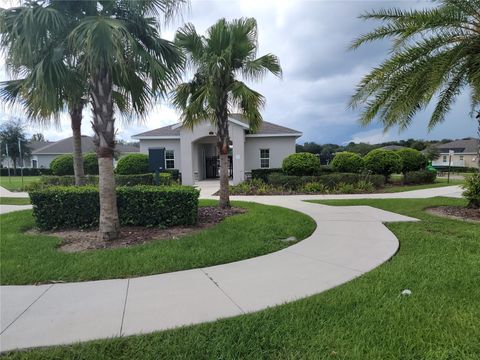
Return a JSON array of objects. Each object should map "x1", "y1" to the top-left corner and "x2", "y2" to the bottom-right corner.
[
  {"x1": 432, "y1": 153, "x2": 479, "y2": 168},
  {"x1": 139, "y1": 139, "x2": 181, "y2": 169},
  {"x1": 244, "y1": 136, "x2": 296, "y2": 171},
  {"x1": 36, "y1": 154, "x2": 60, "y2": 169}
]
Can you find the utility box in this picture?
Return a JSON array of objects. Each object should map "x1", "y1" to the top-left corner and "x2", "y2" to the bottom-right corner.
[{"x1": 148, "y1": 148, "x2": 165, "y2": 172}]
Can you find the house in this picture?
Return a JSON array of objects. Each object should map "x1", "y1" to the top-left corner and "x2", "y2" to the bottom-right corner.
[
  {"x1": 431, "y1": 138, "x2": 479, "y2": 169},
  {"x1": 132, "y1": 114, "x2": 302, "y2": 185},
  {"x1": 29, "y1": 135, "x2": 139, "y2": 168}
]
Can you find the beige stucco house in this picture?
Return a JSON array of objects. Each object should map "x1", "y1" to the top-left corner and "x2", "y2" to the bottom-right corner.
[
  {"x1": 432, "y1": 138, "x2": 479, "y2": 169},
  {"x1": 132, "y1": 114, "x2": 302, "y2": 185}
]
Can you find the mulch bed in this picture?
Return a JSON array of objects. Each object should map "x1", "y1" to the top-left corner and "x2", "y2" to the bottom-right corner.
[
  {"x1": 39, "y1": 207, "x2": 245, "y2": 253},
  {"x1": 426, "y1": 206, "x2": 480, "y2": 223}
]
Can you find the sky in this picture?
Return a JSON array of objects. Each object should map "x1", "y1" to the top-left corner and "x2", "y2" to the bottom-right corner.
[{"x1": 0, "y1": 0, "x2": 477, "y2": 145}]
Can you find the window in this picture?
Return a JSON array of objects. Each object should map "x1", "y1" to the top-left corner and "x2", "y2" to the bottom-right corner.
[
  {"x1": 459, "y1": 155, "x2": 464, "y2": 161},
  {"x1": 443, "y1": 155, "x2": 447, "y2": 163},
  {"x1": 260, "y1": 149, "x2": 270, "y2": 168},
  {"x1": 165, "y1": 150, "x2": 175, "y2": 169},
  {"x1": 32, "y1": 159, "x2": 38, "y2": 169}
]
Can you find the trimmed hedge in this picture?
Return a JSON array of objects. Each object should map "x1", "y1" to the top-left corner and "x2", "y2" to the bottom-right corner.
[
  {"x1": 0, "y1": 168, "x2": 52, "y2": 176},
  {"x1": 331, "y1": 152, "x2": 365, "y2": 173},
  {"x1": 397, "y1": 148, "x2": 427, "y2": 174},
  {"x1": 115, "y1": 173, "x2": 154, "y2": 186},
  {"x1": 282, "y1": 153, "x2": 320, "y2": 176},
  {"x1": 50, "y1": 154, "x2": 74, "y2": 176},
  {"x1": 251, "y1": 168, "x2": 283, "y2": 182},
  {"x1": 432, "y1": 165, "x2": 478, "y2": 173},
  {"x1": 364, "y1": 149, "x2": 402, "y2": 178},
  {"x1": 116, "y1": 154, "x2": 149, "y2": 175},
  {"x1": 83, "y1": 153, "x2": 99, "y2": 175},
  {"x1": 37, "y1": 174, "x2": 154, "y2": 188},
  {"x1": 267, "y1": 173, "x2": 302, "y2": 189},
  {"x1": 29, "y1": 185, "x2": 200, "y2": 230},
  {"x1": 403, "y1": 170, "x2": 437, "y2": 185}
]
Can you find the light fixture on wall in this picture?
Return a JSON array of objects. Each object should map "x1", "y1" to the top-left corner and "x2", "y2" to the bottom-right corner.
[{"x1": 209, "y1": 131, "x2": 214, "y2": 135}]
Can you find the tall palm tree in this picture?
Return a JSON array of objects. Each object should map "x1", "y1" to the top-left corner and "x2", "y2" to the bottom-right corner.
[
  {"x1": 172, "y1": 18, "x2": 282, "y2": 208},
  {"x1": 0, "y1": 2, "x2": 89, "y2": 185},
  {"x1": 350, "y1": 0, "x2": 480, "y2": 167}
]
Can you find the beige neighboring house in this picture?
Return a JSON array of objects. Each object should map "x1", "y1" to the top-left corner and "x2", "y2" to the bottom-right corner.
[
  {"x1": 432, "y1": 138, "x2": 479, "y2": 169},
  {"x1": 30, "y1": 135, "x2": 139, "y2": 168},
  {"x1": 132, "y1": 114, "x2": 302, "y2": 185}
]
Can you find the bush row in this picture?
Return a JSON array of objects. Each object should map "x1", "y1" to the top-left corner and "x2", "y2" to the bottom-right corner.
[
  {"x1": 50, "y1": 153, "x2": 99, "y2": 176},
  {"x1": 403, "y1": 170, "x2": 437, "y2": 185},
  {"x1": 29, "y1": 185, "x2": 200, "y2": 230},
  {"x1": 251, "y1": 166, "x2": 334, "y2": 182},
  {"x1": 0, "y1": 168, "x2": 52, "y2": 176}
]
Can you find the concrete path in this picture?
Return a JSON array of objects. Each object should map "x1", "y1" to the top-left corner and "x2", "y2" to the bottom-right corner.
[
  {"x1": 0, "y1": 185, "x2": 462, "y2": 352},
  {"x1": 0, "y1": 186, "x2": 28, "y2": 198}
]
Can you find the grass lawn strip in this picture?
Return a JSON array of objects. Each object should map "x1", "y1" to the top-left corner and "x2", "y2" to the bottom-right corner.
[
  {"x1": 0, "y1": 197, "x2": 31, "y2": 205},
  {"x1": 3, "y1": 197, "x2": 478, "y2": 359},
  {"x1": 0, "y1": 199, "x2": 315, "y2": 285},
  {"x1": 0, "y1": 176, "x2": 40, "y2": 191}
]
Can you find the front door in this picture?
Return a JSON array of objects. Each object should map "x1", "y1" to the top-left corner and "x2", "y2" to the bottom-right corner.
[{"x1": 205, "y1": 156, "x2": 233, "y2": 179}]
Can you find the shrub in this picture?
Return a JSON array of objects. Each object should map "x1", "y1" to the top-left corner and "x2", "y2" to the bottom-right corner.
[
  {"x1": 116, "y1": 153, "x2": 149, "y2": 175},
  {"x1": 403, "y1": 170, "x2": 437, "y2": 185},
  {"x1": 364, "y1": 149, "x2": 402, "y2": 179},
  {"x1": 83, "y1": 153, "x2": 99, "y2": 175},
  {"x1": 331, "y1": 152, "x2": 365, "y2": 173},
  {"x1": 316, "y1": 173, "x2": 384, "y2": 189},
  {"x1": 335, "y1": 183, "x2": 355, "y2": 194},
  {"x1": 37, "y1": 174, "x2": 154, "y2": 188},
  {"x1": 164, "y1": 169, "x2": 180, "y2": 182},
  {"x1": 267, "y1": 172, "x2": 303, "y2": 189},
  {"x1": 50, "y1": 154, "x2": 74, "y2": 175},
  {"x1": 355, "y1": 180, "x2": 374, "y2": 193},
  {"x1": 397, "y1": 148, "x2": 427, "y2": 174},
  {"x1": 462, "y1": 173, "x2": 480, "y2": 208},
  {"x1": 300, "y1": 182, "x2": 328, "y2": 193},
  {"x1": 0, "y1": 168, "x2": 52, "y2": 176},
  {"x1": 29, "y1": 185, "x2": 200, "y2": 230},
  {"x1": 251, "y1": 168, "x2": 283, "y2": 182},
  {"x1": 153, "y1": 172, "x2": 172, "y2": 186},
  {"x1": 115, "y1": 173, "x2": 154, "y2": 186},
  {"x1": 282, "y1": 152, "x2": 320, "y2": 176}
]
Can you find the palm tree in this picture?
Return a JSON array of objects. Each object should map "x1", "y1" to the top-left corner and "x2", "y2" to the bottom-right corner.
[
  {"x1": 350, "y1": 0, "x2": 480, "y2": 167},
  {"x1": 0, "y1": 1, "x2": 89, "y2": 186},
  {"x1": 172, "y1": 18, "x2": 282, "y2": 208}
]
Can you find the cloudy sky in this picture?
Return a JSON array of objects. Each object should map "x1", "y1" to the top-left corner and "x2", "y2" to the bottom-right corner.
[{"x1": 0, "y1": 0, "x2": 477, "y2": 145}]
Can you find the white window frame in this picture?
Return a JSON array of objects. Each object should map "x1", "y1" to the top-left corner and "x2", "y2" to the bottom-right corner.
[
  {"x1": 260, "y1": 148, "x2": 270, "y2": 168},
  {"x1": 459, "y1": 155, "x2": 464, "y2": 161},
  {"x1": 32, "y1": 159, "x2": 38, "y2": 169},
  {"x1": 165, "y1": 150, "x2": 175, "y2": 169},
  {"x1": 442, "y1": 155, "x2": 447, "y2": 163}
]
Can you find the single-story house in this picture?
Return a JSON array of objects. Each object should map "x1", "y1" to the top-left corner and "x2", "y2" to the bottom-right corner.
[
  {"x1": 29, "y1": 135, "x2": 139, "y2": 168},
  {"x1": 431, "y1": 138, "x2": 479, "y2": 169},
  {"x1": 132, "y1": 114, "x2": 302, "y2": 185}
]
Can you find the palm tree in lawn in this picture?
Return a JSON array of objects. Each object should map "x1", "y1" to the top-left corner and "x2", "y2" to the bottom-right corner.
[
  {"x1": 172, "y1": 18, "x2": 282, "y2": 208},
  {"x1": 68, "y1": 0, "x2": 185, "y2": 239},
  {"x1": 0, "y1": 1, "x2": 89, "y2": 185},
  {"x1": 350, "y1": 0, "x2": 480, "y2": 169}
]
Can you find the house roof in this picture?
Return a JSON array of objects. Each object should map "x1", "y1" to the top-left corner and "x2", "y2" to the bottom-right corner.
[
  {"x1": 435, "y1": 138, "x2": 479, "y2": 154},
  {"x1": 379, "y1": 145, "x2": 407, "y2": 151},
  {"x1": 32, "y1": 136, "x2": 139, "y2": 155},
  {"x1": 132, "y1": 114, "x2": 302, "y2": 138}
]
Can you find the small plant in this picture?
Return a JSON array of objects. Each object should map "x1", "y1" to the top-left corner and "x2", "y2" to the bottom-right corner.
[
  {"x1": 355, "y1": 180, "x2": 374, "y2": 193},
  {"x1": 282, "y1": 152, "x2": 320, "y2": 176},
  {"x1": 335, "y1": 182, "x2": 355, "y2": 194},
  {"x1": 300, "y1": 182, "x2": 328, "y2": 193},
  {"x1": 462, "y1": 173, "x2": 480, "y2": 208},
  {"x1": 331, "y1": 152, "x2": 365, "y2": 173}
]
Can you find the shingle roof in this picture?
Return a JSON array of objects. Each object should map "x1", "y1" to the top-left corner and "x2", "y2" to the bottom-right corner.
[
  {"x1": 28, "y1": 141, "x2": 54, "y2": 151},
  {"x1": 379, "y1": 145, "x2": 407, "y2": 151},
  {"x1": 132, "y1": 114, "x2": 302, "y2": 138},
  {"x1": 32, "y1": 136, "x2": 139, "y2": 155},
  {"x1": 435, "y1": 138, "x2": 479, "y2": 154}
]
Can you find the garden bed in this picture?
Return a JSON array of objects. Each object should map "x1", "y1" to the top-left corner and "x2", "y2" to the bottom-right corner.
[
  {"x1": 45, "y1": 207, "x2": 246, "y2": 252},
  {"x1": 426, "y1": 206, "x2": 480, "y2": 222}
]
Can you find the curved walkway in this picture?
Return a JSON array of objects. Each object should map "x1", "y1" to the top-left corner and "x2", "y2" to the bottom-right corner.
[{"x1": 0, "y1": 186, "x2": 461, "y2": 352}]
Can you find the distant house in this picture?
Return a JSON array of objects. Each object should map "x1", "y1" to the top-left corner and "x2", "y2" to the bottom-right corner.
[
  {"x1": 29, "y1": 136, "x2": 139, "y2": 169},
  {"x1": 379, "y1": 145, "x2": 407, "y2": 151},
  {"x1": 132, "y1": 114, "x2": 302, "y2": 185},
  {"x1": 432, "y1": 138, "x2": 479, "y2": 169}
]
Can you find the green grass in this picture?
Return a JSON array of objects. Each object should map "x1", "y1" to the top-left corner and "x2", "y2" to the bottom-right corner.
[
  {"x1": 381, "y1": 177, "x2": 464, "y2": 193},
  {"x1": 0, "y1": 200, "x2": 315, "y2": 285},
  {"x1": 0, "y1": 176, "x2": 40, "y2": 191},
  {"x1": 4, "y1": 197, "x2": 479, "y2": 359},
  {"x1": 0, "y1": 197, "x2": 31, "y2": 205}
]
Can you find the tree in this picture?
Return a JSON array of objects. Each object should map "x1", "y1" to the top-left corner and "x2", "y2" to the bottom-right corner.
[
  {"x1": 424, "y1": 145, "x2": 441, "y2": 162},
  {"x1": 0, "y1": 117, "x2": 31, "y2": 170},
  {"x1": 0, "y1": 1, "x2": 89, "y2": 186},
  {"x1": 397, "y1": 148, "x2": 427, "y2": 175},
  {"x1": 172, "y1": 18, "x2": 282, "y2": 208},
  {"x1": 350, "y1": 0, "x2": 480, "y2": 171},
  {"x1": 364, "y1": 149, "x2": 402, "y2": 180},
  {"x1": 30, "y1": 133, "x2": 46, "y2": 142}
]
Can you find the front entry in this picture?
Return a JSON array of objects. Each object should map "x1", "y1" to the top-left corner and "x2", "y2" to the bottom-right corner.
[{"x1": 205, "y1": 155, "x2": 233, "y2": 179}]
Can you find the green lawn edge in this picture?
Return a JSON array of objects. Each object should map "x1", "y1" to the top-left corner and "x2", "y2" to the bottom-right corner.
[{"x1": 0, "y1": 197, "x2": 31, "y2": 205}]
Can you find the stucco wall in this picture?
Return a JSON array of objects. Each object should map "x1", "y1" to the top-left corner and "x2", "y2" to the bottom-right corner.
[
  {"x1": 36, "y1": 154, "x2": 60, "y2": 169},
  {"x1": 244, "y1": 136, "x2": 296, "y2": 171},
  {"x1": 139, "y1": 139, "x2": 181, "y2": 169}
]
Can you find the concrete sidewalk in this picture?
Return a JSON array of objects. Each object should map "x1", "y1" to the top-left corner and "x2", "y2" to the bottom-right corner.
[
  {"x1": 0, "y1": 186, "x2": 28, "y2": 198},
  {"x1": 0, "y1": 197, "x2": 418, "y2": 352}
]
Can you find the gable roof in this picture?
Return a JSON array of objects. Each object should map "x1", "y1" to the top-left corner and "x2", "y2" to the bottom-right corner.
[
  {"x1": 28, "y1": 141, "x2": 54, "y2": 151},
  {"x1": 132, "y1": 115, "x2": 302, "y2": 139},
  {"x1": 32, "y1": 136, "x2": 139, "y2": 155},
  {"x1": 435, "y1": 138, "x2": 479, "y2": 154}
]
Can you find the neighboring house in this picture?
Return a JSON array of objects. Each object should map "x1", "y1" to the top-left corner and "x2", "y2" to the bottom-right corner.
[
  {"x1": 1, "y1": 140, "x2": 54, "y2": 169},
  {"x1": 30, "y1": 135, "x2": 139, "y2": 169},
  {"x1": 431, "y1": 138, "x2": 479, "y2": 169},
  {"x1": 132, "y1": 114, "x2": 302, "y2": 185}
]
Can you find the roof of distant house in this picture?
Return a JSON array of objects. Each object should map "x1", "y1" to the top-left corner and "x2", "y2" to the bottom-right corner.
[
  {"x1": 132, "y1": 114, "x2": 302, "y2": 138},
  {"x1": 28, "y1": 141, "x2": 54, "y2": 151},
  {"x1": 379, "y1": 145, "x2": 407, "y2": 151},
  {"x1": 32, "y1": 136, "x2": 139, "y2": 155},
  {"x1": 434, "y1": 138, "x2": 479, "y2": 154}
]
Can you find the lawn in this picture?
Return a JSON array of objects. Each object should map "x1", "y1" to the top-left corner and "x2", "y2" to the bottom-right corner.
[
  {"x1": 0, "y1": 176, "x2": 40, "y2": 191},
  {"x1": 0, "y1": 200, "x2": 315, "y2": 285},
  {"x1": 381, "y1": 177, "x2": 464, "y2": 193},
  {"x1": 0, "y1": 197, "x2": 31, "y2": 205},
  {"x1": 4, "y1": 197, "x2": 479, "y2": 359}
]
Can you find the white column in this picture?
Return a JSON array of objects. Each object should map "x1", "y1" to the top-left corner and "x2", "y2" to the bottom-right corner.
[
  {"x1": 231, "y1": 127, "x2": 245, "y2": 185},
  {"x1": 180, "y1": 136, "x2": 194, "y2": 185}
]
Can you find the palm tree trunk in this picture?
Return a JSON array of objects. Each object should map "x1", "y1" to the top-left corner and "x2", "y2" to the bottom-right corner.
[
  {"x1": 217, "y1": 109, "x2": 230, "y2": 209},
  {"x1": 70, "y1": 104, "x2": 85, "y2": 186},
  {"x1": 90, "y1": 67, "x2": 120, "y2": 240}
]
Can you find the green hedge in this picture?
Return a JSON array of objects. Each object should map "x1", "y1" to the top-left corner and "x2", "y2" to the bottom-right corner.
[
  {"x1": 432, "y1": 165, "x2": 478, "y2": 173},
  {"x1": 463, "y1": 173, "x2": 480, "y2": 208},
  {"x1": 50, "y1": 154, "x2": 74, "y2": 176},
  {"x1": 116, "y1": 154, "x2": 149, "y2": 175},
  {"x1": 282, "y1": 152, "x2": 320, "y2": 176},
  {"x1": 364, "y1": 149, "x2": 402, "y2": 178},
  {"x1": 251, "y1": 168, "x2": 283, "y2": 182},
  {"x1": 37, "y1": 174, "x2": 154, "y2": 188},
  {"x1": 115, "y1": 173, "x2": 154, "y2": 186},
  {"x1": 0, "y1": 168, "x2": 52, "y2": 176},
  {"x1": 331, "y1": 152, "x2": 364, "y2": 173},
  {"x1": 83, "y1": 153, "x2": 99, "y2": 175},
  {"x1": 403, "y1": 170, "x2": 437, "y2": 185},
  {"x1": 397, "y1": 148, "x2": 427, "y2": 174},
  {"x1": 29, "y1": 185, "x2": 200, "y2": 230}
]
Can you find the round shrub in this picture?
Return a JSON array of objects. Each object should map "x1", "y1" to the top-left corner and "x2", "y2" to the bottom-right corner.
[
  {"x1": 83, "y1": 153, "x2": 98, "y2": 175},
  {"x1": 364, "y1": 149, "x2": 402, "y2": 179},
  {"x1": 397, "y1": 148, "x2": 427, "y2": 174},
  {"x1": 462, "y1": 173, "x2": 480, "y2": 208},
  {"x1": 116, "y1": 154, "x2": 149, "y2": 175},
  {"x1": 282, "y1": 152, "x2": 320, "y2": 176},
  {"x1": 331, "y1": 152, "x2": 365, "y2": 173},
  {"x1": 50, "y1": 154, "x2": 74, "y2": 176}
]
